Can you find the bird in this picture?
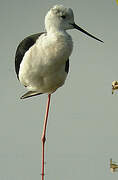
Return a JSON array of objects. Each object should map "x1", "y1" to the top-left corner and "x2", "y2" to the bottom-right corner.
[{"x1": 15, "y1": 5, "x2": 103, "y2": 179}]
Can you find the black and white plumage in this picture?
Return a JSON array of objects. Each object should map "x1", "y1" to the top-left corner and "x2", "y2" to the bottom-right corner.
[
  {"x1": 15, "y1": 31, "x2": 70, "y2": 98},
  {"x1": 15, "y1": 33, "x2": 44, "y2": 79},
  {"x1": 15, "y1": 5, "x2": 103, "y2": 99}
]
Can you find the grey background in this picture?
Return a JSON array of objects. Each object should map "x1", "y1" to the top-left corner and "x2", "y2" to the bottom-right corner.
[{"x1": 0, "y1": 0, "x2": 118, "y2": 179}]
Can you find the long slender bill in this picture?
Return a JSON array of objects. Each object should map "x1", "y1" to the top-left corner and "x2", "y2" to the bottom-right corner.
[{"x1": 73, "y1": 23, "x2": 104, "y2": 43}]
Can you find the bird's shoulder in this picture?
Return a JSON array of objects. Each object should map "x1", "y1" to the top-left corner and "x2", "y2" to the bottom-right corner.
[{"x1": 15, "y1": 32, "x2": 45, "y2": 78}]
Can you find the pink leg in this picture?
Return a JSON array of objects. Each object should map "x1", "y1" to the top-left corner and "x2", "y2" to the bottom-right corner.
[{"x1": 41, "y1": 94, "x2": 51, "y2": 180}]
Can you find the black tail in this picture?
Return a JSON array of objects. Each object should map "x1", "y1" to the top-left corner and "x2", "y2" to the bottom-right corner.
[{"x1": 20, "y1": 91, "x2": 43, "y2": 99}]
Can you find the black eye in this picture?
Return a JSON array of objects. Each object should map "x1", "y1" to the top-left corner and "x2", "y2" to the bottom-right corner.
[{"x1": 61, "y1": 15, "x2": 66, "y2": 19}]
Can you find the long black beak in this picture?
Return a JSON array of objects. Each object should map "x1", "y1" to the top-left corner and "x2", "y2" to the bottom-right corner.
[{"x1": 72, "y1": 23, "x2": 104, "y2": 43}]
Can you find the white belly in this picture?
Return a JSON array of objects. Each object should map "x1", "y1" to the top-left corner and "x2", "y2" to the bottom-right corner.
[{"x1": 19, "y1": 60, "x2": 67, "y2": 93}]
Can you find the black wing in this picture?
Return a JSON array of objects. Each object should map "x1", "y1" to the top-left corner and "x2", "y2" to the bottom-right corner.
[
  {"x1": 15, "y1": 32, "x2": 45, "y2": 79},
  {"x1": 65, "y1": 59, "x2": 69, "y2": 73}
]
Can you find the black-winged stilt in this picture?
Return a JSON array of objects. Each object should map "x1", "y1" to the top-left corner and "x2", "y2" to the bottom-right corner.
[{"x1": 15, "y1": 5, "x2": 103, "y2": 179}]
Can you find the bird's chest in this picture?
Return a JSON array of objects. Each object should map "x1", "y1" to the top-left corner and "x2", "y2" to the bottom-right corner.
[
  {"x1": 36, "y1": 34, "x2": 73, "y2": 66},
  {"x1": 48, "y1": 35, "x2": 73, "y2": 60},
  {"x1": 22, "y1": 34, "x2": 72, "y2": 77}
]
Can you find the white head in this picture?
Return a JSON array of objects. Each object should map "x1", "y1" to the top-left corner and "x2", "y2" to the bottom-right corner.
[
  {"x1": 45, "y1": 5, "x2": 103, "y2": 43},
  {"x1": 45, "y1": 5, "x2": 74, "y2": 32}
]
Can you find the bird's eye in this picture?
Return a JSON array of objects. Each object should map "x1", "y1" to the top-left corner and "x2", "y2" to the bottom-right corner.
[{"x1": 61, "y1": 15, "x2": 66, "y2": 19}]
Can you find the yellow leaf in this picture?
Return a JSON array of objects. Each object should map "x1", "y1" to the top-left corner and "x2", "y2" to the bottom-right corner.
[{"x1": 116, "y1": 0, "x2": 118, "y2": 5}]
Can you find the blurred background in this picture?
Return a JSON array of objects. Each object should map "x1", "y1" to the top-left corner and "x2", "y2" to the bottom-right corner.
[{"x1": 0, "y1": 0, "x2": 118, "y2": 179}]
